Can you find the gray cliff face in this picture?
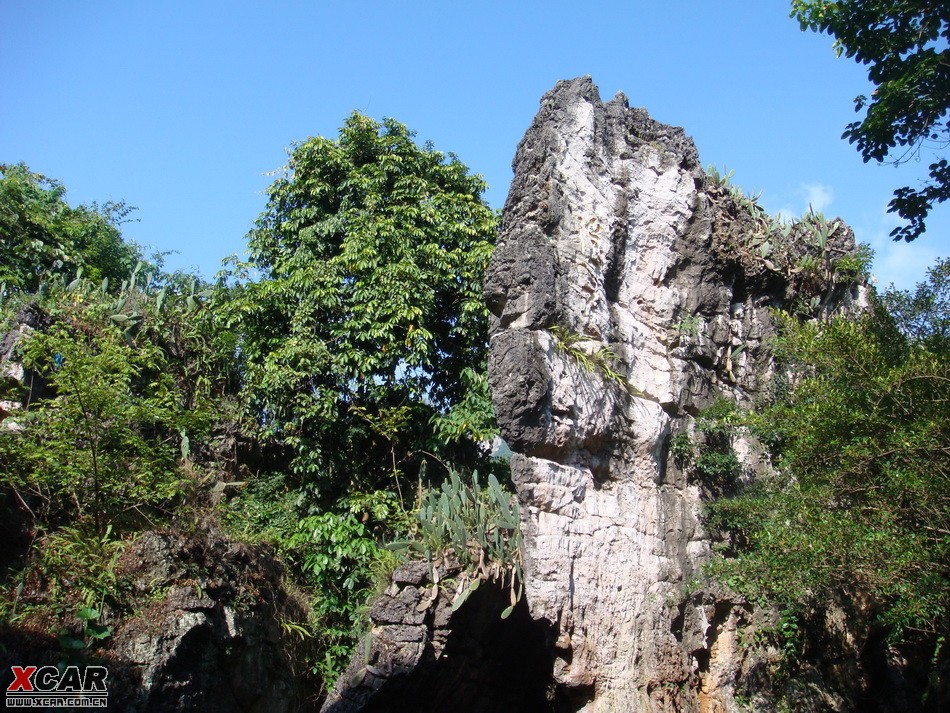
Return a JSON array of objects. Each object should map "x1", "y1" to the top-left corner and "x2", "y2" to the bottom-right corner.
[{"x1": 486, "y1": 77, "x2": 861, "y2": 712}]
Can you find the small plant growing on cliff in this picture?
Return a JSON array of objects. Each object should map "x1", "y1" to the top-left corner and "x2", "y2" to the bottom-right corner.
[
  {"x1": 669, "y1": 431, "x2": 693, "y2": 465},
  {"x1": 673, "y1": 313, "x2": 703, "y2": 338},
  {"x1": 707, "y1": 164, "x2": 770, "y2": 224},
  {"x1": 706, "y1": 165, "x2": 735, "y2": 189},
  {"x1": 389, "y1": 469, "x2": 523, "y2": 618},
  {"x1": 673, "y1": 399, "x2": 744, "y2": 497},
  {"x1": 694, "y1": 450, "x2": 742, "y2": 484},
  {"x1": 833, "y1": 244, "x2": 873, "y2": 283},
  {"x1": 548, "y1": 325, "x2": 637, "y2": 396},
  {"x1": 57, "y1": 606, "x2": 113, "y2": 663},
  {"x1": 222, "y1": 481, "x2": 408, "y2": 688}
]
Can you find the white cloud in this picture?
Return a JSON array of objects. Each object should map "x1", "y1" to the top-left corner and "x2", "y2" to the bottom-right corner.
[
  {"x1": 774, "y1": 205, "x2": 797, "y2": 223},
  {"x1": 873, "y1": 241, "x2": 939, "y2": 291},
  {"x1": 763, "y1": 182, "x2": 835, "y2": 222},
  {"x1": 858, "y1": 214, "x2": 940, "y2": 291},
  {"x1": 802, "y1": 183, "x2": 834, "y2": 215}
]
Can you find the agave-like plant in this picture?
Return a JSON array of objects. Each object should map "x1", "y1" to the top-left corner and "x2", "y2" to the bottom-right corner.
[{"x1": 389, "y1": 469, "x2": 524, "y2": 619}]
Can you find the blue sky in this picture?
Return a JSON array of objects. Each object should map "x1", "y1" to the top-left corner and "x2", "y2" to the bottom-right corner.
[{"x1": 2, "y1": 1, "x2": 947, "y2": 290}]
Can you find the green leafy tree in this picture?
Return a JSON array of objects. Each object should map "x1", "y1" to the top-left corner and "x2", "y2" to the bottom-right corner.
[
  {"x1": 880, "y1": 256, "x2": 950, "y2": 353},
  {"x1": 0, "y1": 163, "x2": 140, "y2": 292},
  {"x1": 0, "y1": 259, "x2": 241, "y2": 622},
  {"x1": 0, "y1": 281, "x2": 230, "y2": 538},
  {"x1": 791, "y1": 1, "x2": 950, "y2": 241},
  {"x1": 230, "y1": 112, "x2": 498, "y2": 499},
  {"x1": 710, "y1": 264, "x2": 950, "y2": 656},
  {"x1": 10, "y1": 323, "x2": 186, "y2": 525},
  {"x1": 219, "y1": 116, "x2": 499, "y2": 683}
]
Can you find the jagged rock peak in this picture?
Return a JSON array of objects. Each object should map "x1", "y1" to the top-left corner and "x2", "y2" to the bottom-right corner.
[
  {"x1": 485, "y1": 78, "x2": 866, "y2": 712},
  {"x1": 498, "y1": 76, "x2": 700, "y2": 251}
]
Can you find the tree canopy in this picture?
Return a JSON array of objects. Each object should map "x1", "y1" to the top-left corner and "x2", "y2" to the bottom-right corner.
[
  {"x1": 880, "y1": 256, "x2": 950, "y2": 352},
  {"x1": 0, "y1": 163, "x2": 141, "y2": 292},
  {"x1": 791, "y1": 1, "x2": 950, "y2": 241},
  {"x1": 710, "y1": 263, "x2": 950, "y2": 652},
  {"x1": 0, "y1": 123, "x2": 502, "y2": 690},
  {"x1": 230, "y1": 112, "x2": 498, "y2": 499}
]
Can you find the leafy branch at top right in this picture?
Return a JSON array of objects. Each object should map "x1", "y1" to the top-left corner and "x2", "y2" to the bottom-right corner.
[{"x1": 791, "y1": 1, "x2": 950, "y2": 241}]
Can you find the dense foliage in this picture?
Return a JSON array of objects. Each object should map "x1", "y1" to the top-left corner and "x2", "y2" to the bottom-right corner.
[
  {"x1": 228, "y1": 112, "x2": 498, "y2": 501},
  {"x1": 0, "y1": 273, "x2": 236, "y2": 615},
  {"x1": 0, "y1": 140, "x2": 503, "y2": 689},
  {"x1": 0, "y1": 163, "x2": 141, "y2": 292},
  {"x1": 211, "y1": 114, "x2": 503, "y2": 682},
  {"x1": 791, "y1": 1, "x2": 950, "y2": 241},
  {"x1": 880, "y1": 255, "x2": 950, "y2": 352},
  {"x1": 710, "y1": 260, "x2": 950, "y2": 651}
]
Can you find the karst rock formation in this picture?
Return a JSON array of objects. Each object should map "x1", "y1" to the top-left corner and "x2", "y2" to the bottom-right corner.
[
  {"x1": 324, "y1": 77, "x2": 875, "y2": 713},
  {"x1": 485, "y1": 76, "x2": 859, "y2": 712}
]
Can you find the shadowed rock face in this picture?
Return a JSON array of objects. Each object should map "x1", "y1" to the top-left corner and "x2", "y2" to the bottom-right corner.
[
  {"x1": 319, "y1": 562, "x2": 554, "y2": 713},
  {"x1": 107, "y1": 527, "x2": 314, "y2": 713},
  {"x1": 0, "y1": 524, "x2": 317, "y2": 713},
  {"x1": 485, "y1": 77, "x2": 862, "y2": 711}
]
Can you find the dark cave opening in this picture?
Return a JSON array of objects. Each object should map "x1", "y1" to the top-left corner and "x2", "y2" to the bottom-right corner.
[{"x1": 328, "y1": 582, "x2": 559, "y2": 713}]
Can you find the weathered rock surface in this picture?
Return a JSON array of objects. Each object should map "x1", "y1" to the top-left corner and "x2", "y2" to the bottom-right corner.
[
  {"x1": 0, "y1": 523, "x2": 317, "y2": 712},
  {"x1": 0, "y1": 303, "x2": 53, "y2": 574},
  {"x1": 320, "y1": 561, "x2": 552, "y2": 713},
  {"x1": 485, "y1": 77, "x2": 867, "y2": 712},
  {"x1": 106, "y1": 525, "x2": 315, "y2": 713},
  {"x1": 0, "y1": 302, "x2": 51, "y2": 423}
]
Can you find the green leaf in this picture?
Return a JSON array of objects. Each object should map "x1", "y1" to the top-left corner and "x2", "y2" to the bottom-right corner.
[
  {"x1": 85, "y1": 623, "x2": 112, "y2": 640},
  {"x1": 451, "y1": 586, "x2": 472, "y2": 612},
  {"x1": 77, "y1": 607, "x2": 99, "y2": 621}
]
